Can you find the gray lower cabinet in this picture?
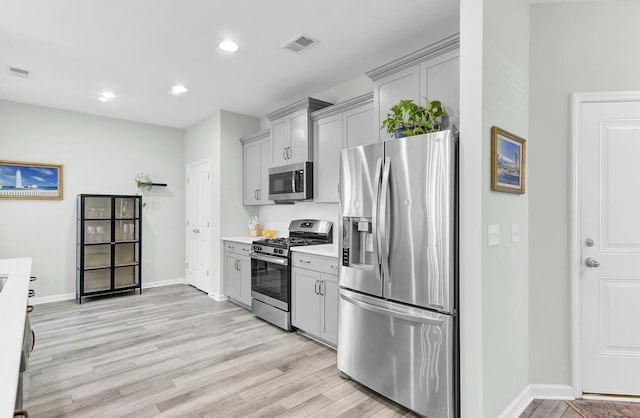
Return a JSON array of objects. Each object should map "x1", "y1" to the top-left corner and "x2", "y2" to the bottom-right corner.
[
  {"x1": 291, "y1": 252, "x2": 339, "y2": 347},
  {"x1": 223, "y1": 241, "x2": 252, "y2": 309}
]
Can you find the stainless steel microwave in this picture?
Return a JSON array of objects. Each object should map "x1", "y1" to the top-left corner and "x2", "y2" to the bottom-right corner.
[{"x1": 268, "y1": 161, "x2": 313, "y2": 203}]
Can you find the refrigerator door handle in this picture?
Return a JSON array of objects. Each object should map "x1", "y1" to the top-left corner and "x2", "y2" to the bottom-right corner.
[
  {"x1": 379, "y1": 157, "x2": 391, "y2": 281},
  {"x1": 372, "y1": 157, "x2": 384, "y2": 279},
  {"x1": 340, "y1": 291, "x2": 445, "y2": 326}
]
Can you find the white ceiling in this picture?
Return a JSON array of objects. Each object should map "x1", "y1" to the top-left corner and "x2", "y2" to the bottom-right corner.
[{"x1": 0, "y1": 1, "x2": 460, "y2": 129}]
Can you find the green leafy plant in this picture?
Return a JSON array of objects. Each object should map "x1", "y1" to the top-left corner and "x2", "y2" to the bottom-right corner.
[
  {"x1": 381, "y1": 97, "x2": 446, "y2": 137},
  {"x1": 135, "y1": 172, "x2": 153, "y2": 192},
  {"x1": 136, "y1": 180, "x2": 153, "y2": 191}
]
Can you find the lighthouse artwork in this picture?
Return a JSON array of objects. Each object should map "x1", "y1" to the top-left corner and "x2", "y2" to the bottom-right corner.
[
  {"x1": 0, "y1": 160, "x2": 63, "y2": 200},
  {"x1": 15, "y1": 168, "x2": 23, "y2": 188}
]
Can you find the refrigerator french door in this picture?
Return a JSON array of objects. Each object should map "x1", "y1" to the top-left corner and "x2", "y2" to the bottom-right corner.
[{"x1": 338, "y1": 130, "x2": 458, "y2": 418}]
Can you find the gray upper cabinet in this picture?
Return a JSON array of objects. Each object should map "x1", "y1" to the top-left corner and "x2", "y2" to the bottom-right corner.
[
  {"x1": 266, "y1": 97, "x2": 332, "y2": 166},
  {"x1": 368, "y1": 34, "x2": 460, "y2": 141},
  {"x1": 241, "y1": 130, "x2": 272, "y2": 205},
  {"x1": 312, "y1": 93, "x2": 374, "y2": 203}
]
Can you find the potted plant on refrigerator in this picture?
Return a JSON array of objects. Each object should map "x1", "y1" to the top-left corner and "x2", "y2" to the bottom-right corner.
[{"x1": 380, "y1": 97, "x2": 446, "y2": 138}]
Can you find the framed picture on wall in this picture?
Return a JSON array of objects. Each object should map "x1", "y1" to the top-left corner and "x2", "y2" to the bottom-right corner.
[
  {"x1": 491, "y1": 126, "x2": 526, "y2": 194},
  {"x1": 0, "y1": 160, "x2": 63, "y2": 200}
]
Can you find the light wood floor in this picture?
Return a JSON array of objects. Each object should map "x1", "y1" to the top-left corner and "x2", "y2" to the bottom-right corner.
[
  {"x1": 25, "y1": 284, "x2": 419, "y2": 417},
  {"x1": 519, "y1": 399, "x2": 582, "y2": 418}
]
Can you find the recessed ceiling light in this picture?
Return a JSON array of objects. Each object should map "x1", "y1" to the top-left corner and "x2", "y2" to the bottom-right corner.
[
  {"x1": 98, "y1": 96, "x2": 109, "y2": 102},
  {"x1": 170, "y1": 85, "x2": 188, "y2": 96},
  {"x1": 218, "y1": 40, "x2": 239, "y2": 53},
  {"x1": 101, "y1": 91, "x2": 116, "y2": 99}
]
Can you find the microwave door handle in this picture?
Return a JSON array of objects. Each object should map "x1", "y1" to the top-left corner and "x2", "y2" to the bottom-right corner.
[
  {"x1": 291, "y1": 173, "x2": 296, "y2": 193},
  {"x1": 372, "y1": 157, "x2": 383, "y2": 280},
  {"x1": 379, "y1": 157, "x2": 391, "y2": 281}
]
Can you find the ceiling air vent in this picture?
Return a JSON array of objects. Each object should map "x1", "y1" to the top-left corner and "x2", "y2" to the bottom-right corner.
[
  {"x1": 281, "y1": 33, "x2": 318, "y2": 54},
  {"x1": 7, "y1": 65, "x2": 31, "y2": 79}
]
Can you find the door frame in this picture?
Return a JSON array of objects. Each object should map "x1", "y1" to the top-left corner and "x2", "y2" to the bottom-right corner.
[{"x1": 570, "y1": 90, "x2": 640, "y2": 398}]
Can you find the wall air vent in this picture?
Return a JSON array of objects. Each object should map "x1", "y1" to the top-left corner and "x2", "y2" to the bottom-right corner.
[
  {"x1": 281, "y1": 33, "x2": 318, "y2": 54},
  {"x1": 6, "y1": 65, "x2": 31, "y2": 79}
]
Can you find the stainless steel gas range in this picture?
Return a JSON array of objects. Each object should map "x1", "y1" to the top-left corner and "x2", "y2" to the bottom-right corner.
[{"x1": 250, "y1": 219, "x2": 333, "y2": 331}]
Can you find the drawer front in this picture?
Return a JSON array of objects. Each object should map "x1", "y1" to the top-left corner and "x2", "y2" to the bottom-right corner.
[
  {"x1": 292, "y1": 253, "x2": 339, "y2": 276},
  {"x1": 224, "y1": 241, "x2": 252, "y2": 256}
]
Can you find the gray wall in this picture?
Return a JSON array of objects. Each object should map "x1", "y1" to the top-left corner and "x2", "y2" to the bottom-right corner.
[
  {"x1": 184, "y1": 110, "x2": 260, "y2": 298},
  {"x1": 0, "y1": 100, "x2": 186, "y2": 299},
  {"x1": 482, "y1": 0, "x2": 530, "y2": 416},
  {"x1": 529, "y1": 0, "x2": 640, "y2": 385}
]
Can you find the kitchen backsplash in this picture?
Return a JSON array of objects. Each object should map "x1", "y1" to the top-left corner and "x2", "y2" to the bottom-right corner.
[{"x1": 259, "y1": 202, "x2": 339, "y2": 243}]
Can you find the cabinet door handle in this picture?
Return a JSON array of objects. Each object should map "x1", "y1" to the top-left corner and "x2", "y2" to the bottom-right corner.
[
  {"x1": 319, "y1": 280, "x2": 325, "y2": 296},
  {"x1": 299, "y1": 259, "x2": 311, "y2": 264},
  {"x1": 235, "y1": 259, "x2": 240, "y2": 270},
  {"x1": 283, "y1": 148, "x2": 287, "y2": 160},
  {"x1": 314, "y1": 280, "x2": 320, "y2": 295},
  {"x1": 257, "y1": 189, "x2": 261, "y2": 200},
  {"x1": 331, "y1": 265, "x2": 338, "y2": 270},
  {"x1": 286, "y1": 147, "x2": 291, "y2": 160},
  {"x1": 242, "y1": 248, "x2": 249, "y2": 252},
  {"x1": 228, "y1": 245, "x2": 235, "y2": 249}
]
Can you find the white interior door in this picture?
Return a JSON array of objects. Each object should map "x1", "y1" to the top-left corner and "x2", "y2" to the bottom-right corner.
[
  {"x1": 580, "y1": 99, "x2": 640, "y2": 396},
  {"x1": 186, "y1": 160, "x2": 211, "y2": 293}
]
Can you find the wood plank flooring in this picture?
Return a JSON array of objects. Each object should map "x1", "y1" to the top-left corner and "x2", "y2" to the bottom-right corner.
[
  {"x1": 519, "y1": 399, "x2": 582, "y2": 418},
  {"x1": 25, "y1": 284, "x2": 419, "y2": 417}
]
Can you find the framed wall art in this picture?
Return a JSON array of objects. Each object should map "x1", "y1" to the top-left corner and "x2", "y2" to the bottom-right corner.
[
  {"x1": 0, "y1": 160, "x2": 63, "y2": 200},
  {"x1": 491, "y1": 126, "x2": 526, "y2": 194}
]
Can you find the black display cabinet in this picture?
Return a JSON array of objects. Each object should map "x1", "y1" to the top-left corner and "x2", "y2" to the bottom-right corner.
[{"x1": 76, "y1": 194, "x2": 142, "y2": 303}]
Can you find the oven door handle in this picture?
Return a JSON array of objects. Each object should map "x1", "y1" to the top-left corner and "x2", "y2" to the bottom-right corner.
[{"x1": 250, "y1": 252, "x2": 289, "y2": 266}]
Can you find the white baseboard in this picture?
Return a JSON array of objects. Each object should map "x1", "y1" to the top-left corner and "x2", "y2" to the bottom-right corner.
[
  {"x1": 30, "y1": 278, "x2": 186, "y2": 305},
  {"x1": 31, "y1": 292, "x2": 76, "y2": 305},
  {"x1": 530, "y1": 384, "x2": 574, "y2": 400},
  {"x1": 143, "y1": 278, "x2": 185, "y2": 289},
  {"x1": 209, "y1": 292, "x2": 228, "y2": 302},
  {"x1": 498, "y1": 384, "x2": 574, "y2": 418},
  {"x1": 498, "y1": 385, "x2": 533, "y2": 418}
]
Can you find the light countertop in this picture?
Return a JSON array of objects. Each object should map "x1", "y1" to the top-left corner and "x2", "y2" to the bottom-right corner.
[
  {"x1": 291, "y1": 244, "x2": 339, "y2": 258},
  {"x1": 221, "y1": 236, "x2": 255, "y2": 245},
  {"x1": 0, "y1": 257, "x2": 32, "y2": 418}
]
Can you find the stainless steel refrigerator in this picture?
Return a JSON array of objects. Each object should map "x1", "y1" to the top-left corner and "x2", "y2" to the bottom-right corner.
[{"x1": 337, "y1": 130, "x2": 458, "y2": 418}]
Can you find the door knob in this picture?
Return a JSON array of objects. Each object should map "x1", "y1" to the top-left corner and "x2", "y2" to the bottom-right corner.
[
  {"x1": 585, "y1": 238, "x2": 595, "y2": 247},
  {"x1": 585, "y1": 257, "x2": 600, "y2": 268}
]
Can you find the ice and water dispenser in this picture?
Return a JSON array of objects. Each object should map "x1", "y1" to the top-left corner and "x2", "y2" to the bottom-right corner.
[{"x1": 342, "y1": 217, "x2": 375, "y2": 269}]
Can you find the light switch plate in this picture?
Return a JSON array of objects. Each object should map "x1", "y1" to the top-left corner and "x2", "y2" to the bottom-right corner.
[
  {"x1": 512, "y1": 224, "x2": 521, "y2": 243},
  {"x1": 488, "y1": 224, "x2": 500, "y2": 246}
]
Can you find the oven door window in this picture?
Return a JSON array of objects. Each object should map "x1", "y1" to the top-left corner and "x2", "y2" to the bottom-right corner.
[
  {"x1": 251, "y1": 258, "x2": 289, "y2": 306},
  {"x1": 269, "y1": 171, "x2": 295, "y2": 195}
]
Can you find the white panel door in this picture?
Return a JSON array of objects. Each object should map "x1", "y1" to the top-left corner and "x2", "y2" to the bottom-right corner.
[
  {"x1": 581, "y1": 101, "x2": 640, "y2": 395},
  {"x1": 186, "y1": 160, "x2": 211, "y2": 293}
]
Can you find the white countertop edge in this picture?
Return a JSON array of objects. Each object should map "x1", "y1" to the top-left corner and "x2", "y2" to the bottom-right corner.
[
  {"x1": 291, "y1": 244, "x2": 339, "y2": 258},
  {"x1": 0, "y1": 257, "x2": 32, "y2": 418},
  {"x1": 221, "y1": 236, "x2": 256, "y2": 245}
]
